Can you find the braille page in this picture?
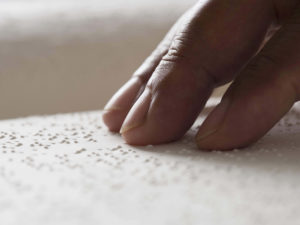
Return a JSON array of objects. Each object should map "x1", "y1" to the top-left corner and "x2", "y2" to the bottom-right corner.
[{"x1": 0, "y1": 98, "x2": 299, "y2": 225}]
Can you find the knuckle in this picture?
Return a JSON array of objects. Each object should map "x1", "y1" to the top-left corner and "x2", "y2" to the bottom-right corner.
[
  {"x1": 163, "y1": 33, "x2": 193, "y2": 61},
  {"x1": 132, "y1": 44, "x2": 171, "y2": 84}
]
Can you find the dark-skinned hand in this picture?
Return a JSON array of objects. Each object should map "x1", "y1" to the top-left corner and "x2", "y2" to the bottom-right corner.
[{"x1": 102, "y1": 0, "x2": 300, "y2": 150}]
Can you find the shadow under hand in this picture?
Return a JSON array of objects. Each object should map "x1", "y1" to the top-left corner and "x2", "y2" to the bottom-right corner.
[{"x1": 136, "y1": 101, "x2": 300, "y2": 174}]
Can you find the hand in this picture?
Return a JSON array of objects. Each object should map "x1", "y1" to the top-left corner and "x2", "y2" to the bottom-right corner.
[{"x1": 102, "y1": 0, "x2": 300, "y2": 150}]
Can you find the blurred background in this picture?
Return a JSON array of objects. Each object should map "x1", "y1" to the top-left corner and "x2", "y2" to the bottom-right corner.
[{"x1": 0, "y1": 0, "x2": 225, "y2": 120}]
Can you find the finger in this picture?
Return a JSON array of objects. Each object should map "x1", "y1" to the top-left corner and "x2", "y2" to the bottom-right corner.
[
  {"x1": 196, "y1": 5, "x2": 300, "y2": 150},
  {"x1": 121, "y1": 0, "x2": 286, "y2": 145},
  {"x1": 102, "y1": 10, "x2": 189, "y2": 132}
]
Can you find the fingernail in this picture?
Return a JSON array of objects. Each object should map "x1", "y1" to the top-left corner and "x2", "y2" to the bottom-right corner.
[
  {"x1": 120, "y1": 122, "x2": 143, "y2": 134},
  {"x1": 103, "y1": 106, "x2": 123, "y2": 112},
  {"x1": 120, "y1": 89, "x2": 152, "y2": 134},
  {"x1": 196, "y1": 97, "x2": 231, "y2": 142},
  {"x1": 104, "y1": 77, "x2": 143, "y2": 112}
]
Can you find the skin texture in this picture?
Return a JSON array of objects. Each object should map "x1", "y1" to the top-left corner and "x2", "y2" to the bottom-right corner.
[{"x1": 103, "y1": 0, "x2": 300, "y2": 150}]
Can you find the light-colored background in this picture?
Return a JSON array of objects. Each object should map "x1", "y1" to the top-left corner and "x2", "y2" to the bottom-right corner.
[{"x1": 0, "y1": 0, "x2": 213, "y2": 119}]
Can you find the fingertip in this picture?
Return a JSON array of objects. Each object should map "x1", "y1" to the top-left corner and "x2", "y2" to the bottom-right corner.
[
  {"x1": 102, "y1": 77, "x2": 144, "y2": 132},
  {"x1": 121, "y1": 125, "x2": 181, "y2": 146},
  {"x1": 196, "y1": 75, "x2": 296, "y2": 151},
  {"x1": 196, "y1": 127, "x2": 254, "y2": 151},
  {"x1": 195, "y1": 98, "x2": 272, "y2": 151},
  {"x1": 119, "y1": 88, "x2": 152, "y2": 144},
  {"x1": 121, "y1": 127, "x2": 146, "y2": 146},
  {"x1": 102, "y1": 109, "x2": 126, "y2": 132}
]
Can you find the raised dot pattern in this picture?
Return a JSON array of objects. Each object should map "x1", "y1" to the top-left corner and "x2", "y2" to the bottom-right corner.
[{"x1": 0, "y1": 99, "x2": 299, "y2": 225}]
